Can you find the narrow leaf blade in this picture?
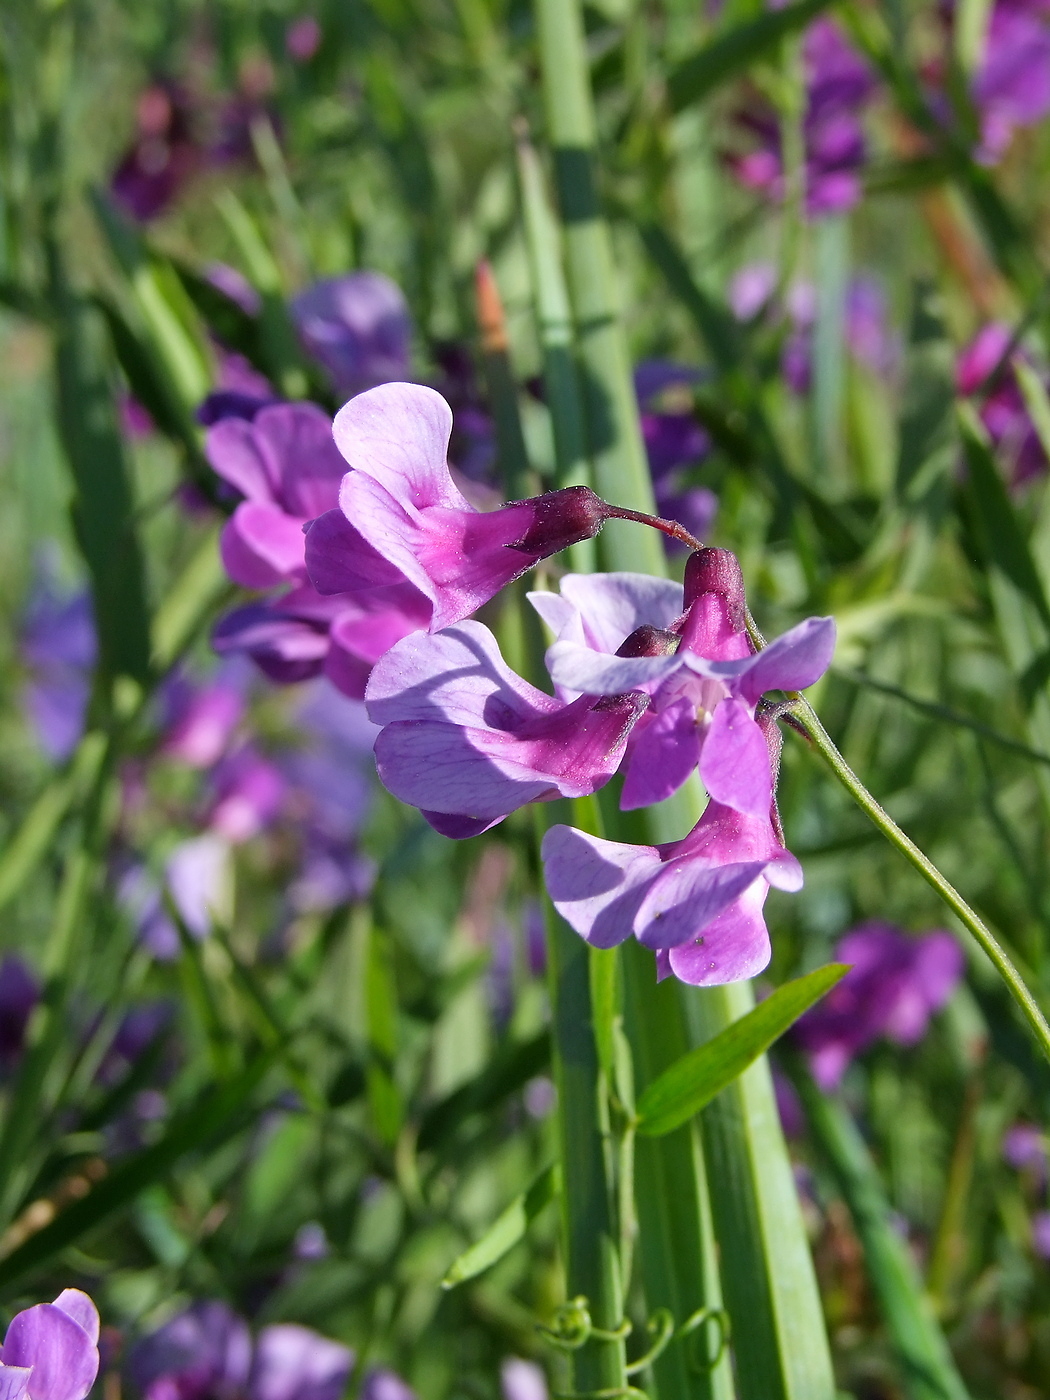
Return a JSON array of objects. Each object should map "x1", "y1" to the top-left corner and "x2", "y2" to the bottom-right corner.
[{"x1": 442, "y1": 1164, "x2": 557, "y2": 1288}]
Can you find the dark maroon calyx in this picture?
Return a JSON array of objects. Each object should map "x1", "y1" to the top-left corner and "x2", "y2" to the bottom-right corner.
[
  {"x1": 615, "y1": 625, "x2": 681, "y2": 659},
  {"x1": 508, "y1": 486, "x2": 610, "y2": 557}
]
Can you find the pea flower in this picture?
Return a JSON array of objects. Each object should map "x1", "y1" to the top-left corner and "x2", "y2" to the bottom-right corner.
[
  {"x1": 304, "y1": 381, "x2": 611, "y2": 632},
  {"x1": 791, "y1": 922, "x2": 965, "y2": 1088},
  {"x1": 0, "y1": 1288, "x2": 100, "y2": 1400},
  {"x1": 365, "y1": 621, "x2": 648, "y2": 838},
  {"x1": 20, "y1": 556, "x2": 97, "y2": 762},
  {"x1": 972, "y1": 0, "x2": 1050, "y2": 164},
  {"x1": 290, "y1": 272, "x2": 412, "y2": 397},
  {"x1": 957, "y1": 323, "x2": 1050, "y2": 485},
  {"x1": 542, "y1": 550, "x2": 835, "y2": 813}
]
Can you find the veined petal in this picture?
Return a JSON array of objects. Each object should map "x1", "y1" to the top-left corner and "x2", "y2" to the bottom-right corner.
[
  {"x1": 620, "y1": 699, "x2": 701, "y2": 810},
  {"x1": 304, "y1": 509, "x2": 409, "y2": 594},
  {"x1": 663, "y1": 881, "x2": 772, "y2": 985},
  {"x1": 698, "y1": 698, "x2": 773, "y2": 817},
  {"x1": 2, "y1": 1305, "x2": 99, "y2": 1400},
  {"x1": 0, "y1": 1366, "x2": 32, "y2": 1400},
  {"x1": 255, "y1": 403, "x2": 346, "y2": 519},
  {"x1": 340, "y1": 472, "x2": 436, "y2": 605},
  {"x1": 541, "y1": 825, "x2": 664, "y2": 950},
  {"x1": 546, "y1": 643, "x2": 683, "y2": 696},
  {"x1": 221, "y1": 503, "x2": 308, "y2": 588},
  {"x1": 333, "y1": 382, "x2": 462, "y2": 511},
  {"x1": 206, "y1": 416, "x2": 280, "y2": 501},
  {"x1": 558, "y1": 573, "x2": 684, "y2": 651},
  {"x1": 633, "y1": 858, "x2": 769, "y2": 950},
  {"x1": 365, "y1": 621, "x2": 556, "y2": 730}
]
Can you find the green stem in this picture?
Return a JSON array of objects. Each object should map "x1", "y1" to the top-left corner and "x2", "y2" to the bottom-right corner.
[{"x1": 788, "y1": 695, "x2": 1050, "y2": 1065}]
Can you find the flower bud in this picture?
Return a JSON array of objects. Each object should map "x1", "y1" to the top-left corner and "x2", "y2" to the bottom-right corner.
[
  {"x1": 683, "y1": 547, "x2": 747, "y2": 631},
  {"x1": 509, "y1": 486, "x2": 610, "y2": 558},
  {"x1": 615, "y1": 625, "x2": 682, "y2": 659}
]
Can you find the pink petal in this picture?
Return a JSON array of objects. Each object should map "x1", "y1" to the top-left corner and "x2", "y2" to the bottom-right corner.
[
  {"x1": 303, "y1": 509, "x2": 408, "y2": 594},
  {"x1": 541, "y1": 825, "x2": 664, "y2": 949},
  {"x1": 620, "y1": 699, "x2": 701, "y2": 810},
  {"x1": 664, "y1": 880, "x2": 772, "y2": 985},
  {"x1": 340, "y1": 472, "x2": 436, "y2": 606},
  {"x1": 220, "y1": 503, "x2": 308, "y2": 588},
  {"x1": 2, "y1": 1304, "x2": 99, "y2": 1400},
  {"x1": 698, "y1": 698, "x2": 772, "y2": 817},
  {"x1": 333, "y1": 382, "x2": 462, "y2": 511}
]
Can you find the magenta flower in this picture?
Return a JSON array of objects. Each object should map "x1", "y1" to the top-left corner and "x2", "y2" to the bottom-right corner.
[
  {"x1": 305, "y1": 382, "x2": 611, "y2": 631},
  {"x1": 207, "y1": 745, "x2": 287, "y2": 843},
  {"x1": 957, "y1": 323, "x2": 1050, "y2": 485},
  {"x1": 159, "y1": 665, "x2": 247, "y2": 769},
  {"x1": 248, "y1": 1325, "x2": 353, "y2": 1400},
  {"x1": 972, "y1": 0, "x2": 1050, "y2": 163},
  {"x1": 727, "y1": 18, "x2": 876, "y2": 217},
  {"x1": 290, "y1": 273, "x2": 412, "y2": 397},
  {"x1": 365, "y1": 621, "x2": 648, "y2": 838},
  {"x1": 542, "y1": 551, "x2": 835, "y2": 813},
  {"x1": 0, "y1": 1289, "x2": 100, "y2": 1400},
  {"x1": 206, "y1": 403, "x2": 351, "y2": 589},
  {"x1": 541, "y1": 793, "x2": 802, "y2": 984},
  {"x1": 792, "y1": 922, "x2": 965, "y2": 1089},
  {"x1": 286, "y1": 16, "x2": 323, "y2": 63}
]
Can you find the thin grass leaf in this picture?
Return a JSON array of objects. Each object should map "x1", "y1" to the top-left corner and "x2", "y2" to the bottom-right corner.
[
  {"x1": 637, "y1": 966, "x2": 848, "y2": 1137},
  {"x1": 418, "y1": 1030, "x2": 550, "y2": 1152},
  {"x1": 442, "y1": 1164, "x2": 558, "y2": 1288},
  {"x1": 667, "y1": 0, "x2": 835, "y2": 113},
  {"x1": 0, "y1": 1049, "x2": 280, "y2": 1292}
]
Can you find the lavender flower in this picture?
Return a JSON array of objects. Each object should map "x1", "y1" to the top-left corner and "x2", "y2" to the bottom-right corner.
[
  {"x1": 290, "y1": 273, "x2": 413, "y2": 396},
  {"x1": 956, "y1": 323, "x2": 1050, "y2": 485},
  {"x1": 792, "y1": 922, "x2": 965, "y2": 1089},
  {"x1": 127, "y1": 1299, "x2": 252, "y2": 1398},
  {"x1": 20, "y1": 557, "x2": 97, "y2": 762},
  {"x1": 1003, "y1": 1123, "x2": 1047, "y2": 1179},
  {"x1": 359, "y1": 1369, "x2": 417, "y2": 1400},
  {"x1": 972, "y1": 0, "x2": 1050, "y2": 163},
  {"x1": 286, "y1": 17, "x2": 323, "y2": 63},
  {"x1": 727, "y1": 18, "x2": 876, "y2": 217},
  {"x1": 501, "y1": 1358, "x2": 548, "y2": 1400},
  {"x1": 634, "y1": 362, "x2": 716, "y2": 547},
  {"x1": 0, "y1": 1289, "x2": 100, "y2": 1400},
  {"x1": 159, "y1": 665, "x2": 247, "y2": 770}
]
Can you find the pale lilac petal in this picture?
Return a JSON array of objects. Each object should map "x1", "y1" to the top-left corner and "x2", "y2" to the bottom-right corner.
[
  {"x1": 633, "y1": 859, "x2": 769, "y2": 949},
  {"x1": 664, "y1": 881, "x2": 772, "y2": 985},
  {"x1": 545, "y1": 643, "x2": 683, "y2": 696},
  {"x1": 365, "y1": 621, "x2": 555, "y2": 729},
  {"x1": 620, "y1": 700, "x2": 701, "y2": 810},
  {"x1": 912, "y1": 931, "x2": 965, "y2": 1013},
  {"x1": 221, "y1": 502, "x2": 308, "y2": 588},
  {"x1": 303, "y1": 509, "x2": 408, "y2": 593},
  {"x1": 360, "y1": 1368, "x2": 417, "y2": 1400},
  {"x1": 333, "y1": 382, "x2": 463, "y2": 511},
  {"x1": 340, "y1": 472, "x2": 437, "y2": 605},
  {"x1": 249, "y1": 1323, "x2": 353, "y2": 1400},
  {"x1": 51, "y1": 1293, "x2": 99, "y2": 1346},
  {"x1": 765, "y1": 850, "x2": 804, "y2": 892},
  {"x1": 206, "y1": 416, "x2": 280, "y2": 500},
  {"x1": 526, "y1": 590, "x2": 578, "y2": 640},
  {"x1": 165, "y1": 834, "x2": 231, "y2": 937},
  {"x1": 541, "y1": 825, "x2": 663, "y2": 950},
  {"x1": 0, "y1": 1366, "x2": 31, "y2": 1400},
  {"x1": 252, "y1": 402, "x2": 346, "y2": 519},
  {"x1": 2, "y1": 1304, "x2": 99, "y2": 1400},
  {"x1": 698, "y1": 698, "x2": 772, "y2": 817},
  {"x1": 557, "y1": 573, "x2": 684, "y2": 651},
  {"x1": 501, "y1": 1358, "x2": 548, "y2": 1400},
  {"x1": 687, "y1": 616, "x2": 835, "y2": 703}
]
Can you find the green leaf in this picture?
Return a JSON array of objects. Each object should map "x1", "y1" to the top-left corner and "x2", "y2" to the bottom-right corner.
[
  {"x1": 958, "y1": 406, "x2": 1050, "y2": 636},
  {"x1": 417, "y1": 1029, "x2": 550, "y2": 1151},
  {"x1": 668, "y1": 0, "x2": 835, "y2": 113},
  {"x1": 637, "y1": 965, "x2": 849, "y2": 1137},
  {"x1": 441, "y1": 1163, "x2": 558, "y2": 1288},
  {"x1": 0, "y1": 1050, "x2": 279, "y2": 1292}
]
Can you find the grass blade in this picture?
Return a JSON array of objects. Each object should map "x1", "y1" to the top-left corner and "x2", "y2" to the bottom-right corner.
[{"x1": 442, "y1": 1164, "x2": 558, "y2": 1288}]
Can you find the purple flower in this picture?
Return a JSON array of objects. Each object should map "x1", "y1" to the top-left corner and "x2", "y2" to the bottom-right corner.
[
  {"x1": 290, "y1": 274, "x2": 412, "y2": 397},
  {"x1": 1003, "y1": 1122, "x2": 1047, "y2": 1179},
  {"x1": 501, "y1": 1359, "x2": 548, "y2": 1400},
  {"x1": 206, "y1": 403, "x2": 349, "y2": 589},
  {"x1": 957, "y1": 323, "x2": 1050, "y2": 485},
  {"x1": 1033, "y1": 1209, "x2": 1050, "y2": 1260},
  {"x1": 159, "y1": 666, "x2": 247, "y2": 769},
  {"x1": 728, "y1": 17, "x2": 876, "y2": 217},
  {"x1": 249, "y1": 1325, "x2": 353, "y2": 1400},
  {"x1": 541, "y1": 551, "x2": 835, "y2": 814},
  {"x1": 165, "y1": 834, "x2": 232, "y2": 939},
  {"x1": 205, "y1": 264, "x2": 263, "y2": 318},
  {"x1": 286, "y1": 17, "x2": 323, "y2": 63},
  {"x1": 542, "y1": 793, "x2": 801, "y2": 984},
  {"x1": 972, "y1": 0, "x2": 1050, "y2": 163},
  {"x1": 634, "y1": 362, "x2": 716, "y2": 548},
  {"x1": 0, "y1": 956, "x2": 40, "y2": 1067},
  {"x1": 365, "y1": 621, "x2": 648, "y2": 838},
  {"x1": 127, "y1": 1300, "x2": 252, "y2": 1399},
  {"x1": 207, "y1": 746, "x2": 287, "y2": 843},
  {"x1": 110, "y1": 83, "x2": 199, "y2": 222},
  {"x1": 0, "y1": 1289, "x2": 100, "y2": 1400},
  {"x1": 306, "y1": 382, "x2": 611, "y2": 631},
  {"x1": 792, "y1": 923, "x2": 965, "y2": 1089},
  {"x1": 20, "y1": 558, "x2": 97, "y2": 762},
  {"x1": 359, "y1": 1369, "x2": 417, "y2": 1400},
  {"x1": 728, "y1": 264, "x2": 777, "y2": 321}
]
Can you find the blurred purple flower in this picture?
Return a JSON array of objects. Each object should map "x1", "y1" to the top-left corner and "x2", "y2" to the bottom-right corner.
[
  {"x1": 290, "y1": 273, "x2": 412, "y2": 396},
  {"x1": 111, "y1": 82, "x2": 199, "y2": 222},
  {"x1": 0, "y1": 1289, "x2": 100, "y2": 1400},
  {"x1": 957, "y1": 323, "x2": 1050, "y2": 485},
  {"x1": 1033, "y1": 1209, "x2": 1050, "y2": 1260},
  {"x1": 433, "y1": 343, "x2": 496, "y2": 484},
  {"x1": 728, "y1": 18, "x2": 876, "y2": 217},
  {"x1": 127, "y1": 1300, "x2": 252, "y2": 1399},
  {"x1": 117, "y1": 865, "x2": 180, "y2": 961},
  {"x1": 159, "y1": 665, "x2": 247, "y2": 769},
  {"x1": 97, "y1": 1001, "x2": 174, "y2": 1087},
  {"x1": 207, "y1": 746, "x2": 287, "y2": 843},
  {"x1": 0, "y1": 956, "x2": 40, "y2": 1068},
  {"x1": 249, "y1": 1325, "x2": 353, "y2": 1400},
  {"x1": 286, "y1": 17, "x2": 323, "y2": 63},
  {"x1": 1003, "y1": 1123, "x2": 1047, "y2": 1179},
  {"x1": 165, "y1": 833, "x2": 232, "y2": 939},
  {"x1": 120, "y1": 394, "x2": 156, "y2": 441},
  {"x1": 501, "y1": 1359, "x2": 548, "y2": 1400},
  {"x1": 728, "y1": 264, "x2": 778, "y2": 321},
  {"x1": 973, "y1": 0, "x2": 1050, "y2": 163},
  {"x1": 206, "y1": 264, "x2": 263, "y2": 318},
  {"x1": 20, "y1": 556, "x2": 97, "y2": 762},
  {"x1": 772, "y1": 1066, "x2": 805, "y2": 1139},
  {"x1": 360, "y1": 1369, "x2": 417, "y2": 1400},
  {"x1": 634, "y1": 361, "x2": 717, "y2": 548},
  {"x1": 292, "y1": 1222, "x2": 329, "y2": 1260},
  {"x1": 792, "y1": 922, "x2": 965, "y2": 1089}
]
